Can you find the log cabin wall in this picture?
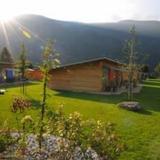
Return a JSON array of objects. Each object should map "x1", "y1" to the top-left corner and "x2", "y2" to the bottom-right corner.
[
  {"x1": 49, "y1": 61, "x2": 104, "y2": 92},
  {"x1": 48, "y1": 58, "x2": 139, "y2": 92}
]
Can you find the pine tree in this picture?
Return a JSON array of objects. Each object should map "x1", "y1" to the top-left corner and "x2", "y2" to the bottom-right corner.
[{"x1": 0, "y1": 47, "x2": 13, "y2": 63}]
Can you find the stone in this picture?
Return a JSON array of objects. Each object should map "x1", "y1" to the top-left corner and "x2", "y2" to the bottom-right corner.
[{"x1": 118, "y1": 101, "x2": 141, "y2": 111}]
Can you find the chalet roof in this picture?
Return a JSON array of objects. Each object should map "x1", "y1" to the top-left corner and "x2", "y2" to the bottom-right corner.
[{"x1": 57, "y1": 57, "x2": 123, "y2": 69}]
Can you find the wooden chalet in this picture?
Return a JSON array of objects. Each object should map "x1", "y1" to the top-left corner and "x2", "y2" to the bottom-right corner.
[
  {"x1": 25, "y1": 68, "x2": 43, "y2": 81},
  {"x1": 49, "y1": 57, "x2": 139, "y2": 92}
]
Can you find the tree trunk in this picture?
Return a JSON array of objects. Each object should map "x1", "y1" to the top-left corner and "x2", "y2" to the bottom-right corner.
[
  {"x1": 39, "y1": 69, "x2": 47, "y2": 149},
  {"x1": 21, "y1": 66, "x2": 25, "y2": 95},
  {"x1": 128, "y1": 40, "x2": 134, "y2": 101},
  {"x1": 128, "y1": 70, "x2": 133, "y2": 101}
]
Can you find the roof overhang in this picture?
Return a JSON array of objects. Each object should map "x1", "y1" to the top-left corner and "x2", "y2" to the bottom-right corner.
[{"x1": 51, "y1": 57, "x2": 123, "y2": 71}]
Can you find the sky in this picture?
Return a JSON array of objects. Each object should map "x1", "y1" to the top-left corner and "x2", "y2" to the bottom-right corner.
[{"x1": 0, "y1": 0, "x2": 160, "y2": 23}]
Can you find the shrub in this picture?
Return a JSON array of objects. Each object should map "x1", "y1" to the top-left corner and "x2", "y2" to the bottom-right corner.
[
  {"x1": 46, "y1": 108, "x2": 124, "y2": 159},
  {"x1": 11, "y1": 96, "x2": 31, "y2": 113}
]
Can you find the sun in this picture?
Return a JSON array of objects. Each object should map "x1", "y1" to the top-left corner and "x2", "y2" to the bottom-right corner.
[
  {"x1": 0, "y1": 14, "x2": 14, "y2": 22},
  {"x1": 0, "y1": 2, "x2": 17, "y2": 23}
]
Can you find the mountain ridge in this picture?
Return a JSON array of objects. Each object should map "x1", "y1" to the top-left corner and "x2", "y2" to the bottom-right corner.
[{"x1": 0, "y1": 14, "x2": 160, "y2": 69}]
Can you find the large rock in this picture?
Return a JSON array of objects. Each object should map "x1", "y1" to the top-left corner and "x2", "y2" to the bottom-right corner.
[{"x1": 118, "y1": 101, "x2": 141, "y2": 111}]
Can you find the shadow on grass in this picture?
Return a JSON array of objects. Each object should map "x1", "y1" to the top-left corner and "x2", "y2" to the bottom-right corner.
[
  {"x1": 26, "y1": 95, "x2": 41, "y2": 109},
  {"x1": 56, "y1": 90, "x2": 154, "y2": 116},
  {"x1": 118, "y1": 106, "x2": 152, "y2": 115},
  {"x1": 54, "y1": 79, "x2": 160, "y2": 114},
  {"x1": 55, "y1": 90, "x2": 127, "y2": 105},
  {"x1": 138, "y1": 108, "x2": 152, "y2": 115},
  {"x1": 31, "y1": 99, "x2": 41, "y2": 109}
]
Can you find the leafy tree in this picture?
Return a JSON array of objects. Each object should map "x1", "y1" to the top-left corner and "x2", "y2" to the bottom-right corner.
[
  {"x1": 39, "y1": 40, "x2": 60, "y2": 149},
  {"x1": 123, "y1": 25, "x2": 138, "y2": 101},
  {"x1": 0, "y1": 47, "x2": 13, "y2": 63},
  {"x1": 154, "y1": 63, "x2": 160, "y2": 77},
  {"x1": 19, "y1": 44, "x2": 27, "y2": 95}
]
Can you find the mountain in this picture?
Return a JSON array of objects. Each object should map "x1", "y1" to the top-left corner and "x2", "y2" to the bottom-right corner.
[{"x1": 1, "y1": 14, "x2": 160, "y2": 69}]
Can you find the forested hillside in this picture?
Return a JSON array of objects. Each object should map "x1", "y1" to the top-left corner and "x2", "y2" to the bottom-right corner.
[{"x1": 1, "y1": 14, "x2": 160, "y2": 69}]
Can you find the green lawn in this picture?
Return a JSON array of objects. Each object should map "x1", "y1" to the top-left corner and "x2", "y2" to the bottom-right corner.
[{"x1": 0, "y1": 79, "x2": 160, "y2": 160}]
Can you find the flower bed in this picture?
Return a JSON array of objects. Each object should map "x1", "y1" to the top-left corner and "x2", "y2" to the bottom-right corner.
[{"x1": 1, "y1": 133, "x2": 100, "y2": 160}]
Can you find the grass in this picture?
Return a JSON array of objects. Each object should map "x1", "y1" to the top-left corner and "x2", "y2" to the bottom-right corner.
[{"x1": 0, "y1": 79, "x2": 160, "y2": 159}]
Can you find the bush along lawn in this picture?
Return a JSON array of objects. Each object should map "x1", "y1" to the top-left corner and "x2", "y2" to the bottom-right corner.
[{"x1": 0, "y1": 79, "x2": 160, "y2": 159}]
